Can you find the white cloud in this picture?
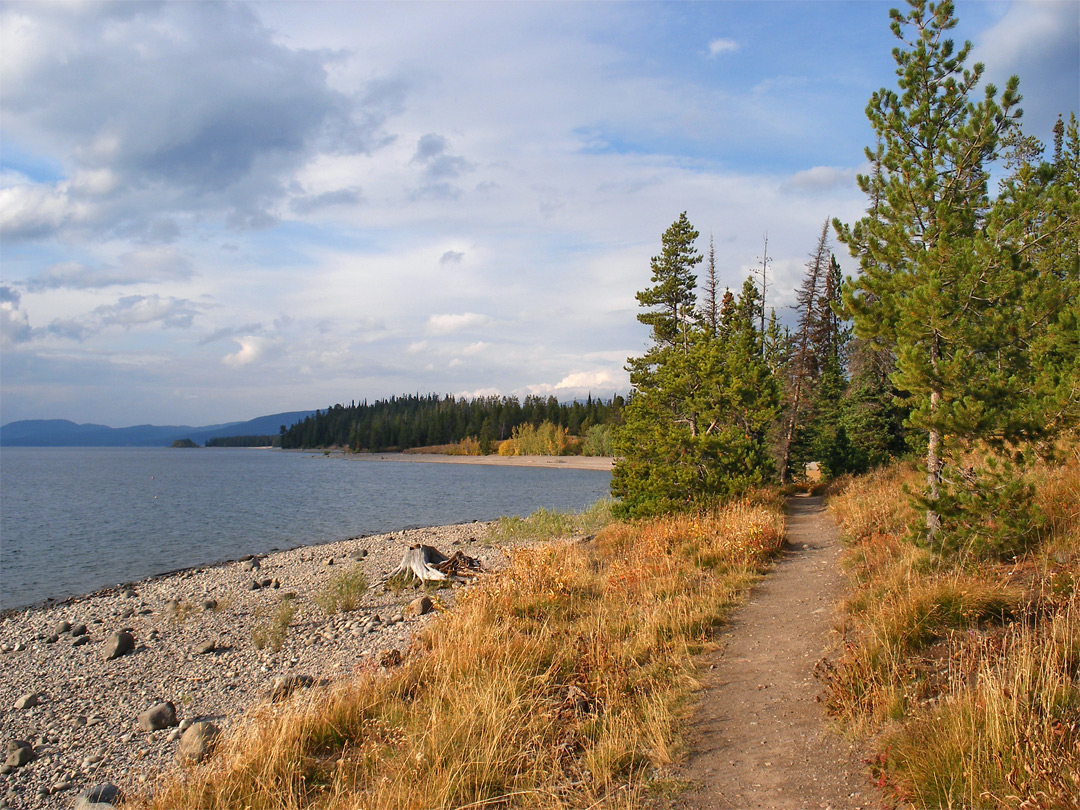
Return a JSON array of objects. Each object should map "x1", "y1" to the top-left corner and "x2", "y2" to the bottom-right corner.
[
  {"x1": 223, "y1": 336, "x2": 266, "y2": 367},
  {"x1": 0, "y1": 286, "x2": 32, "y2": 345},
  {"x1": 426, "y1": 312, "x2": 491, "y2": 335},
  {"x1": 554, "y1": 369, "x2": 622, "y2": 391},
  {"x1": 783, "y1": 165, "x2": 857, "y2": 193},
  {"x1": 42, "y1": 294, "x2": 200, "y2": 341},
  {"x1": 974, "y1": 0, "x2": 1078, "y2": 139},
  {"x1": 29, "y1": 248, "x2": 194, "y2": 291},
  {"x1": 708, "y1": 38, "x2": 739, "y2": 58}
]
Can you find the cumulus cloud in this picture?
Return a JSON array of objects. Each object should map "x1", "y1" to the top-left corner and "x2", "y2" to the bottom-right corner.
[
  {"x1": 0, "y1": 286, "x2": 32, "y2": 345},
  {"x1": 553, "y1": 369, "x2": 622, "y2": 390},
  {"x1": 0, "y1": 182, "x2": 86, "y2": 240},
  {"x1": 0, "y1": 2, "x2": 401, "y2": 241},
  {"x1": 707, "y1": 38, "x2": 739, "y2": 57},
  {"x1": 411, "y1": 134, "x2": 474, "y2": 197},
  {"x1": 223, "y1": 336, "x2": 267, "y2": 367},
  {"x1": 426, "y1": 312, "x2": 491, "y2": 335},
  {"x1": 439, "y1": 250, "x2": 465, "y2": 265},
  {"x1": 45, "y1": 294, "x2": 200, "y2": 341}
]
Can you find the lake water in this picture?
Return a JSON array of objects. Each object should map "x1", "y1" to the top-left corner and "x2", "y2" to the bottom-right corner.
[{"x1": 0, "y1": 447, "x2": 612, "y2": 611}]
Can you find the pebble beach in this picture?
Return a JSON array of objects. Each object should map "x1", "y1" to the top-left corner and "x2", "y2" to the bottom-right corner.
[{"x1": 0, "y1": 521, "x2": 511, "y2": 809}]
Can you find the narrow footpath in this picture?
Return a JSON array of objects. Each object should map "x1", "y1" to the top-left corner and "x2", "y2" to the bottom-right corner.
[{"x1": 668, "y1": 495, "x2": 872, "y2": 810}]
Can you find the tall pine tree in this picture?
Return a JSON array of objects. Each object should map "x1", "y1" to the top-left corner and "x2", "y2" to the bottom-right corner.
[{"x1": 835, "y1": 0, "x2": 1022, "y2": 543}]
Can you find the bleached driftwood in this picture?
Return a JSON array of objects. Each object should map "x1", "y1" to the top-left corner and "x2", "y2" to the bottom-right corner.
[{"x1": 387, "y1": 544, "x2": 481, "y2": 585}]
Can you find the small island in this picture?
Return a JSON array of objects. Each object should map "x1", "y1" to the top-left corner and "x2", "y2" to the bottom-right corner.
[{"x1": 170, "y1": 438, "x2": 199, "y2": 448}]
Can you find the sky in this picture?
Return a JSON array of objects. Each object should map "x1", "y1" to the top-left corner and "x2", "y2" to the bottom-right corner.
[{"x1": 1, "y1": 1, "x2": 1077, "y2": 428}]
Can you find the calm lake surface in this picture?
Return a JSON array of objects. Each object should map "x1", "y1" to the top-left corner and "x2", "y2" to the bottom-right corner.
[{"x1": 0, "y1": 447, "x2": 612, "y2": 610}]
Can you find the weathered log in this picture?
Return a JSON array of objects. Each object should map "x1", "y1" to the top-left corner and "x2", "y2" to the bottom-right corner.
[
  {"x1": 387, "y1": 545, "x2": 480, "y2": 585},
  {"x1": 390, "y1": 545, "x2": 450, "y2": 583}
]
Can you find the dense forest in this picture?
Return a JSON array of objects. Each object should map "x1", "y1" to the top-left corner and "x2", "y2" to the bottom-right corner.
[{"x1": 275, "y1": 393, "x2": 624, "y2": 454}]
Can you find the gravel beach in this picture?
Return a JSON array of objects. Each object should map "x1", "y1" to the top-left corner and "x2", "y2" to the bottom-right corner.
[{"x1": 0, "y1": 521, "x2": 512, "y2": 809}]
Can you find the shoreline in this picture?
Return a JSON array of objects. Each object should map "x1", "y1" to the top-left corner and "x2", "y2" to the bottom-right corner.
[
  {"x1": 0, "y1": 520, "x2": 516, "y2": 808},
  {"x1": 309, "y1": 449, "x2": 615, "y2": 471},
  {"x1": 0, "y1": 518, "x2": 481, "y2": 620}
]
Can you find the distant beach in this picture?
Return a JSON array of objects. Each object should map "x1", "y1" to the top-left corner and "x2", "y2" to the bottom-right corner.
[{"x1": 357, "y1": 452, "x2": 614, "y2": 471}]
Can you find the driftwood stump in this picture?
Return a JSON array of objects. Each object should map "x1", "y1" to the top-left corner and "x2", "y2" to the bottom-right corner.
[{"x1": 387, "y1": 545, "x2": 480, "y2": 585}]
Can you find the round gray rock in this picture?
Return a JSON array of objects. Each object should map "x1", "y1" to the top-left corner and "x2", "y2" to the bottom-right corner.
[
  {"x1": 178, "y1": 721, "x2": 219, "y2": 763},
  {"x1": 4, "y1": 740, "x2": 34, "y2": 768},
  {"x1": 137, "y1": 701, "x2": 178, "y2": 731},
  {"x1": 103, "y1": 631, "x2": 134, "y2": 661}
]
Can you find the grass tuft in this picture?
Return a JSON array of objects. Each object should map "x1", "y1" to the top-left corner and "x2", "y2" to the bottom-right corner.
[
  {"x1": 252, "y1": 595, "x2": 297, "y2": 652},
  {"x1": 314, "y1": 567, "x2": 367, "y2": 615},
  {"x1": 485, "y1": 500, "x2": 615, "y2": 544}
]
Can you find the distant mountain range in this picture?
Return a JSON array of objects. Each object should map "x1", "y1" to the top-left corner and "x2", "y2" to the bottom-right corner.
[{"x1": 0, "y1": 411, "x2": 317, "y2": 447}]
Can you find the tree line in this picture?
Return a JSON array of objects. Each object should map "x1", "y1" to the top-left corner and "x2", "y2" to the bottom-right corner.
[{"x1": 276, "y1": 393, "x2": 624, "y2": 454}]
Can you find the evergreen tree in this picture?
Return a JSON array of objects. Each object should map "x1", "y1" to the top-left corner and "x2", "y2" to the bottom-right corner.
[
  {"x1": 840, "y1": 337, "x2": 909, "y2": 469},
  {"x1": 700, "y1": 234, "x2": 720, "y2": 338},
  {"x1": 634, "y1": 212, "x2": 702, "y2": 355},
  {"x1": 835, "y1": 0, "x2": 1022, "y2": 543},
  {"x1": 612, "y1": 215, "x2": 780, "y2": 517}
]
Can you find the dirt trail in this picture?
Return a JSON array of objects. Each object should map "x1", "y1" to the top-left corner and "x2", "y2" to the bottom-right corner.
[{"x1": 667, "y1": 495, "x2": 871, "y2": 810}]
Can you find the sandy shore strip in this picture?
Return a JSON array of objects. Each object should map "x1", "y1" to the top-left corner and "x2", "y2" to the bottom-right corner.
[
  {"x1": 341, "y1": 451, "x2": 614, "y2": 471},
  {"x1": 0, "y1": 521, "x2": 522, "y2": 810}
]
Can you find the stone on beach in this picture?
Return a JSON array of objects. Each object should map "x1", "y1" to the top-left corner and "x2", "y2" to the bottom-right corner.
[
  {"x1": 405, "y1": 596, "x2": 434, "y2": 617},
  {"x1": 5, "y1": 740, "x2": 35, "y2": 768},
  {"x1": 13, "y1": 693, "x2": 39, "y2": 710},
  {"x1": 74, "y1": 782, "x2": 121, "y2": 808},
  {"x1": 137, "y1": 701, "x2": 178, "y2": 732},
  {"x1": 178, "y1": 721, "x2": 219, "y2": 763},
  {"x1": 268, "y1": 674, "x2": 315, "y2": 702},
  {"x1": 102, "y1": 631, "x2": 134, "y2": 661},
  {"x1": 0, "y1": 519, "x2": 501, "y2": 805}
]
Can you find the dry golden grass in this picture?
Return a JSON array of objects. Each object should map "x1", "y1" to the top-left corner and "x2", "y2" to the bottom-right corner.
[
  {"x1": 128, "y1": 495, "x2": 785, "y2": 810},
  {"x1": 823, "y1": 448, "x2": 1080, "y2": 807}
]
